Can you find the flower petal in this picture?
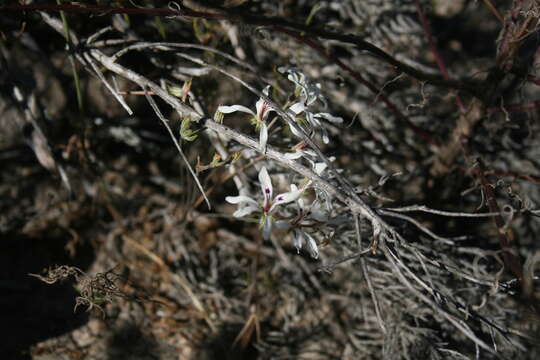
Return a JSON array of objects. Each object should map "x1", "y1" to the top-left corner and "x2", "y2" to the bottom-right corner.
[
  {"x1": 283, "y1": 150, "x2": 303, "y2": 159},
  {"x1": 225, "y1": 195, "x2": 257, "y2": 206},
  {"x1": 321, "y1": 129, "x2": 330, "y2": 144},
  {"x1": 271, "y1": 189, "x2": 304, "y2": 210},
  {"x1": 256, "y1": 87, "x2": 273, "y2": 121},
  {"x1": 288, "y1": 102, "x2": 306, "y2": 115},
  {"x1": 293, "y1": 229, "x2": 305, "y2": 254},
  {"x1": 217, "y1": 105, "x2": 255, "y2": 115},
  {"x1": 313, "y1": 162, "x2": 328, "y2": 175},
  {"x1": 258, "y1": 167, "x2": 273, "y2": 206},
  {"x1": 259, "y1": 121, "x2": 268, "y2": 153},
  {"x1": 316, "y1": 112, "x2": 343, "y2": 124},
  {"x1": 255, "y1": 98, "x2": 265, "y2": 120},
  {"x1": 304, "y1": 232, "x2": 319, "y2": 259},
  {"x1": 306, "y1": 111, "x2": 322, "y2": 128},
  {"x1": 233, "y1": 205, "x2": 259, "y2": 218},
  {"x1": 262, "y1": 215, "x2": 273, "y2": 240},
  {"x1": 288, "y1": 122, "x2": 305, "y2": 139}
]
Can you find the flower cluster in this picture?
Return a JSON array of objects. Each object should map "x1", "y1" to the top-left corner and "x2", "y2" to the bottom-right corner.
[
  {"x1": 280, "y1": 67, "x2": 344, "y2": 143},
  {"x1": 215, "y1": 67, "x2": 343, "y2": 154},
  {"x1": 218, "y1": 67, "x2": 346, "y2": 258},
  {"x1": 226, "y1": 167, "x2": 328, "y2": 258},
  {"x1": 275, "y1": 184, "x2": 332, "y2": 259},
  {"x1": 216, "y1": 86, "x2": 274, "y2": 152}
]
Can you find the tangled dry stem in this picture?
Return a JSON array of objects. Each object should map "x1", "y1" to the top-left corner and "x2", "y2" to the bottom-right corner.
[{"x1": 6, "y1": 1, "x2": 540, "y2": 358}]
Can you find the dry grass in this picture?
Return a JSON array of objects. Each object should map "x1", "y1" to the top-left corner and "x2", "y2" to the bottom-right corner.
[{"x1": 1, "y1": 1, "x2": 540, "y2": 359}]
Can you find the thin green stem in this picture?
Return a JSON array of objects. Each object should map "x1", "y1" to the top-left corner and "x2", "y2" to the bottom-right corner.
[{"x1": 57, "y1": 0, "x2": 84, "y2": 112}]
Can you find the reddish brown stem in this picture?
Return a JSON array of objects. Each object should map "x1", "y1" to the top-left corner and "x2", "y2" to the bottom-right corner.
[
  {"x1": 487, "y1": 98, "x2": 540, "y2": 114},
  {"x1": 461, "y1": 137, "x2": 524, "y2": 282},
  {"x1": 415, "y1": 0, "x2": 465, "y2": 113},
  {"x1": 2, "y1": 3, "x2": 484, "y2": 99},
  {"x1": 1, "y1": 3, "x2": 224, "y2": 18}
]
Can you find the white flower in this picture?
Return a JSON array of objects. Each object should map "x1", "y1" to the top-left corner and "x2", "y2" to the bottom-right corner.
[
  {"x1": 280, "y1": 67, "x2": 343, "y2": 144},
  {"x1": 278, "y1": 66, "x2": 325, "y2": 107},
  {"x1": 307, "y1": 156, "x2": 337, "y2": 212},
  {"x1": 226, "y1": 167, "x2": 304, "y2": 239},
  {"x1": 217, "y1": 86, "x2": 275, "y2": 152},
  {"x1": 290, "y1": 102, "x2": 343, "y2": 143},
  {"x1": 274, "y1": 184, "x2": 330, "y2": 259}
]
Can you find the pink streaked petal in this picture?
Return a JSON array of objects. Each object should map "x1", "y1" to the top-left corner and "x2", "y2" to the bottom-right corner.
[
  {"x1": 258, "y1": 167, "x2": 273, "y2": 203},
  {"x1": 256, "y1": 100, "x2": 274, "y2": 122},
  {"x1": 271, "y1": 189, "x2": 304, "y2": 210},
  {"x1": 218, "y1": 105, "x2": 255, "y2": 115},
  {"x1": 256, "y1": 87, "x2": 273, "y2": 121},
  {"x1": 255, "y1": 98, "x2": 265, "y2": 119}
]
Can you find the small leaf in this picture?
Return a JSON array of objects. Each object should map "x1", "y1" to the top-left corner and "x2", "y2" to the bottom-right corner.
[
  {"x1": 167, "y1": 84, "x2": 183, "y2": 98},
  {"x1": 197, "y1": 152, "x2": 239, "y2": 173},
  {"x1": 210, "y1": 153, "x2": 224, "y2": 167},
  {"x1": 230, "y1": 152, "x2": 241, "y2": 163},
  {"x1": 180, "y1": 117, "x2": 198, "y2": 142},
  {"x1": 305, "y1": 3, "x2": 322, "y2": 26}
]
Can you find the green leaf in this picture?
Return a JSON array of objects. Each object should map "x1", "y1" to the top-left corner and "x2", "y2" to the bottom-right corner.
[{"x1": 180, "y1": 117, "x2": 199, "y2": 142}]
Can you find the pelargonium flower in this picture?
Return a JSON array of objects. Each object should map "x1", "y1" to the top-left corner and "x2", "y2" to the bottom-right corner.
[
  {"x1": 226, "y1": 167, "x2": 304, "y2": 239},
  {"x1": 275, "y1": 185, "x2": 330, "y2": 259},
  {"x1": 217, "y1": 86, "x2": 275, "y2": 152},
  {"x1": 280, "y1": 67, "x2": 343, "y2": 144},
  {"x1": 288, "y1": 98, "x2": 343, "y2": 144},
  {"x1": 278, "y1": 66, "x2": 326, "y2": 107}
]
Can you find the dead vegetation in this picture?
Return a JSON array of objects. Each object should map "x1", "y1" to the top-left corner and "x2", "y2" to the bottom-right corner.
[{"x1": 1, "y1": 0, "x2": 540, "y2": 359}]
